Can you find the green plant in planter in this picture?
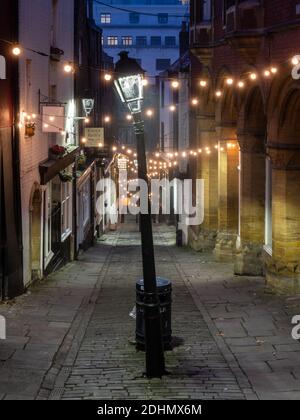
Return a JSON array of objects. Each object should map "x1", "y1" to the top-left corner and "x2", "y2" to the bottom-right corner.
[
  {"x1": 59, "y1": 170, "x2": 73, "y2": 182},
  {"x1": 77, "y1": 154, "x2": 87, "y2": 169}
]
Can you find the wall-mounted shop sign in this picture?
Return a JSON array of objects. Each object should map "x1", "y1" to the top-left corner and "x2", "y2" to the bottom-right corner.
[
  {"x1": 84, "y1": 127, "x2": 104, "y2": 147},
  {"x1": 42, "y1": 106, "x2": 65, "y2": 133},
  {"x1": 0, "y1": 55, "x2": 6, "y2": 79}
]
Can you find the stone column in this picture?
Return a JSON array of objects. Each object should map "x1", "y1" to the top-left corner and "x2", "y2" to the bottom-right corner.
[
  {"x1": 234, "y1": 134, "x2": 265, "y2": 276},
  {"x1": 265, "y1": 147, "x2": 300, "y2": 293},
  {"x1": 214, "y1": 127, "x2": 239, "y2": 261},
  {"x1": 189, "y1": 116, "x2": 218, "y2": 251}
]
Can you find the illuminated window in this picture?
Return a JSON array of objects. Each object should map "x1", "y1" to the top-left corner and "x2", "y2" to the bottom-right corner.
[
  {"x1": 107, "y1": 36, "x2": 118, "y2": 46},
  {"x1": 122, "y1": 36, "x2": 133, "y2": 46},
  {"x1": 101, "y1": 13, "x2": 111, "y2": 24}
]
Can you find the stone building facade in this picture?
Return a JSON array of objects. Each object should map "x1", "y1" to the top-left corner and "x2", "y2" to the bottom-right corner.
[{"x1": 190, "y1": 0, "x2": 300, "y2": 293}]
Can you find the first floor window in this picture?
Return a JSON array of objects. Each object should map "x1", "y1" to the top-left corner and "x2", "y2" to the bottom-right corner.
[
  {"x1": 136, "y1": 36, "x2": 147, "y2": 47},
  {"x1": 107, "y1": 36, "x2": 118, "y2": 46},
  {"x1": 151, "y1": 36, "x2": 162, "y2": 47},
  {"x1": 165, "y1": 36, "x2": 176, "y2": 47},
  {"x1": 122, "y1": 36, "x2": 133, "y2": 46}
]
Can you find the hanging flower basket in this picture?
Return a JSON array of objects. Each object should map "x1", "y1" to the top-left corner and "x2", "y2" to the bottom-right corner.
[{"x1": 59, "y1": 170, "x2": 73, "y2": 183}]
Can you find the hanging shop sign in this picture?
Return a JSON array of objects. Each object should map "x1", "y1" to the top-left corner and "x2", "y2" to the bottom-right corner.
[
  {"x1": 42, "y1": 106, "x2": 65, "y2": 133},
  {"x1": 84, "y1": 127, "x2": 104, "y2": 147},
  {"x1": 82, "y1": 98, "x2": 95, "y2": 116},
  {"x1": 0, "y1": 55, "x2": 6, "y2": 80}
]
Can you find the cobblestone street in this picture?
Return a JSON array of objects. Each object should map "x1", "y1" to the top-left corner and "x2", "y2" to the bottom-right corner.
[{"x1": 0, "y1": 222, "x2": 300, "y2": 400}]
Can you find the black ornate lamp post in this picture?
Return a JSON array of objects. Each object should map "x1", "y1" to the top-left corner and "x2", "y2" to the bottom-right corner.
[{"x1": 114, "y1": 51, "x2": 165, "y2": 378}]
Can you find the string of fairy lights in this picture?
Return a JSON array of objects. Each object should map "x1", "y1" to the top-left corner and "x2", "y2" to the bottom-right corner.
[
  {"x1": 110, "y1": 141, "x2": 239, "y2": 179},
  {"x1": 4, "y1": 38, "x2": 300, "y2": 166}
]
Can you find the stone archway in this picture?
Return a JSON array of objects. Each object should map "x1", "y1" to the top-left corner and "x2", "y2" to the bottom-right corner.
[
  {"x1": 189, "y1": 70, "x2": 219, "y2": 251},
  {"x1": 266, "y1": 83, "x2": 300, "y2": 293},
  {"x1": 214, "y1": 75, "x2": 240, "y2": 261},
  {"x1": 235, "y1": 86, "x2": 267, "y2": 275},
  {"x1": 29, "y1": 184, "x2": 42, "y2": 282}
]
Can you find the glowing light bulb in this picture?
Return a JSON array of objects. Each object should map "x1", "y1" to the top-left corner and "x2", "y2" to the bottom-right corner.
[
  {"x1": 200, "y1": 80, "x2": 207, "y2": 87},
  {"x1": 292, "y1": 56, "x2": 299, "y2": 66},
  {"x1": 264, "y1": 70, "x2": 271, "y2": 77},
  {"x1": 169, "y1": 105, "x2": 176, "y2": 112},
  {"x1": 270, "y1": 67, "x2": 278, "y2": 74},
  {"x1": 49, "y1": 116, "x2": 55, "y2": 122},
  {"x1": 104, "y1": 116, "x2": 111, "y2": 123},
  {"x1": 171, "y1": 80, "x2": 179, "y2": 89},
  {"x1": 191, "y1": 98, "x2": 198, "y2": 106},
  {"x1": 32, "y1": 114, "x2": 37, "y2": 119},
  {"x1": 226, "y1": 78, "x2": 234, "y2": 85},
  {"x1": 126, "y1": 114, "x2": 133, "y2": 121},
  {"x1": 85, "y1": 118, "x2": 90, "y2": 123},
  {"x1": 215, "y1": 90, "x2": 222, "y2": 98},
  {"x1": 237, "y1": 81, "x2": 245, "y2": 88},
  {"x1": 250, "y1": 73, "x2": 257, "y2": 80},
  {"x1": 112, "y1": 146, "x2": 117, "y2": 152},
  {"x1": 104, "y1": 73, "x2": 112, "y2": 81},
  {"x1": 81, "y1": 137, "x2": 87, "y2": 144},
  {"x1": 12, "y1": 46, "x2": 21, "y2": 56},
  {"x1": 98, "y1": 143, "x2": 103, "y2": 148},
  {"x1": 146, "y1": 109, "x2": 153, "y2": 117},
  {"x1": 64, "y1": 63, "x2": 74, "y2": 73},
  {"x1": 142, "y1": 79, "x2": 148, "y2": 86}
]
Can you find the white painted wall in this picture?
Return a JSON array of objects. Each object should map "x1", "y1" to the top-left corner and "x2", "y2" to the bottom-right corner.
[{"x1": 19, "y1": 0, "x2": 75, "y2": 285}]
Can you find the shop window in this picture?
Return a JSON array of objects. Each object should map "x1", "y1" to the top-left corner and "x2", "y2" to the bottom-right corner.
[{"x1": 61, "y1": 179, "x2": 72, "y2": 241}]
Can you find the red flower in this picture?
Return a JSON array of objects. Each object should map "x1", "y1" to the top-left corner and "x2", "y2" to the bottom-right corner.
[{"x1": 51, "y1": 145, "x2": 66, "y2": 155}]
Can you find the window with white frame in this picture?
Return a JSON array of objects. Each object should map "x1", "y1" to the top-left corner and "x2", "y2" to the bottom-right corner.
[
  {"x1": 101, "y1": 13, "x2": 111, "y2": 24},
  {"x1": 44, "y1": 182, "x2": 53, "y2": 265},
  {"x1": 61, "y1": 179, "x2": 72, "y2": 241},
  {"x1": 107, "y1": 36, "x2": 118, "y2": 46},
  {"x1": 265, "y1": 157, "x2": 272, "y2": 254},
  {"x1": 122, "y1": 36, "x2": 133, "y2": 46}
]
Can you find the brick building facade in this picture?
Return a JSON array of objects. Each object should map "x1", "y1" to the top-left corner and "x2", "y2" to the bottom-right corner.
[{"x1": 190, "y1": 0, "x2": 300, "y2": 293}]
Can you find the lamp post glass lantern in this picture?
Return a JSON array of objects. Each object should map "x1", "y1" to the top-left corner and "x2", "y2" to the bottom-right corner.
[{"x1": 114, "y1": 51, "x2": 166, "y2": 378}]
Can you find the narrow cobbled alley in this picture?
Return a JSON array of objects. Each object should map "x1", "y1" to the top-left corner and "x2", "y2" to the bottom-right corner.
[{"x1": 0, "y1": 222, "x2": 300, "y2": 400}]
